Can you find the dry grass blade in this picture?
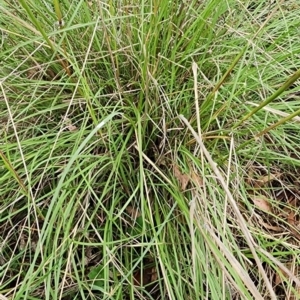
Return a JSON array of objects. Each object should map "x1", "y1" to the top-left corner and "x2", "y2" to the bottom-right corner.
[
  {"x1": 134, "y1": 145, "x2": 174, "y2": 187},
  {"x1": 192, "y1": 61, "x2": 201, "y2": 137},
  {"x1": 246, "y1": 101, "x2": 300, "y2": 122},
  {"x1": 179, "y1": 114, "x2": 277, "y2": 299},
  {"x1": 233, "y1": 67, "x2": 300, "y2": 129},
  {"x1": 200, "y1": 221, "x2": 264, "y2": 299},
  {"x1": 259, "y1": 247, "x2": 300, "y2": 287}
]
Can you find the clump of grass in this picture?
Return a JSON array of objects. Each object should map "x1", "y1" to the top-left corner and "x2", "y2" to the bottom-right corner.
[{"x1": 1, "y1": 0, "x2": 300, "y2": 299}]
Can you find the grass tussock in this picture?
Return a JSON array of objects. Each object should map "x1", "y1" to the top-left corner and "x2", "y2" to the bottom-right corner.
[{"x1": 1, "y1": 0, "x2": 300, "y2": 299}]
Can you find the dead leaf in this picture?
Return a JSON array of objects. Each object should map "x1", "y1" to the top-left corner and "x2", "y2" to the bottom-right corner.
[
  {"x1": 27, "y1": 66, "x2": 41, "y2": 80},
  {"x1": 252, "y1": 195, "x2": 272, "y2": 212},
  {"x1": 257, "y1": 173, "x2": 280, "y2": 186},
  {"x1": 173, "y1": 165, "x2": 189, "y2": 190},
  {"x1": 63, "y1": 117, "x2": 77, "y2": 132},
  {"x1": 190, "y1": 171, "x2": 203, "y2": 187},
  {"x1": 27, "y1": 64, "x2": 58, "y2": 81},
  {"x1": 246, "y1": 169, "x2": 280, "y2": 188},
  {"x1": 126, "y1": 206, "x2": 141, "y2": 218},
  {"x1": 287, "y1": 210, "x2": 296, "y2": 226},
  {"x1": 286, "y1": 198, "x2": 300, "y2": 240},
  {"x1": 258, "y1": 218, "x2": 282, "y2": 232}
]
